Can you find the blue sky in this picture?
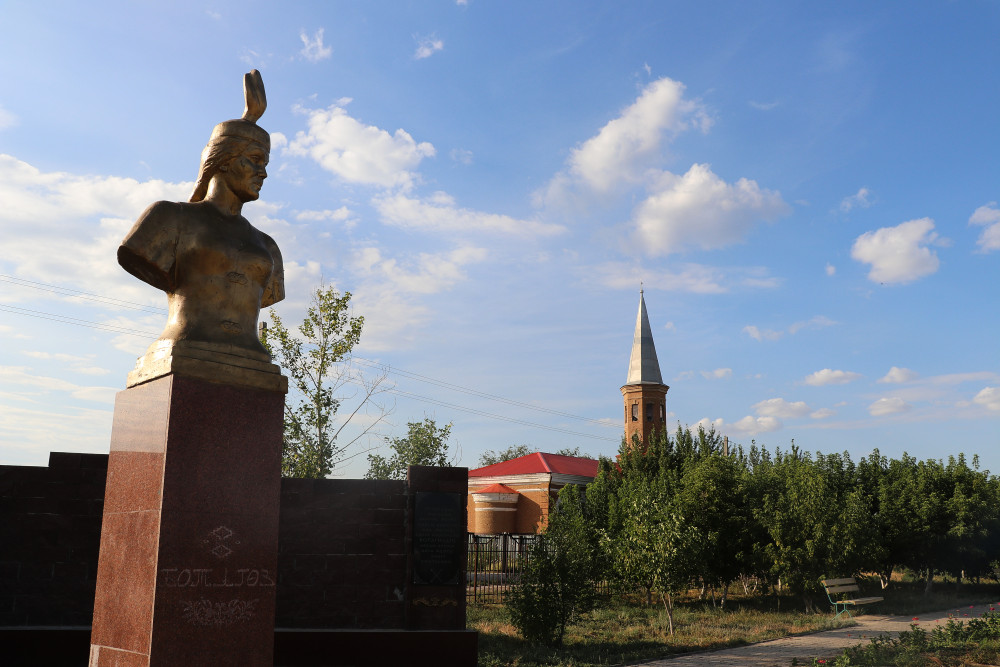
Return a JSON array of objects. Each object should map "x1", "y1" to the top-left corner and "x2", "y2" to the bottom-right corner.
[{"x1": 1, "y1": 1, "x2": 998, "y2": 477}]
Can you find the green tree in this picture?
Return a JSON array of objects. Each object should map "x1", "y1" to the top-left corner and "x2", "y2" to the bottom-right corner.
[
  {"x1": 478, "y1": 444, "x2": 533, "y2": 467},
  {"x1": 365, "y1": 417, "x2": 454, "y2": 480},
  {"x1": 507, "y1": 485, "x2": 597, "y2": 646},
  {"x1": 478, "y1": 445, "x2": 589, "y2": 467},
  {"x1": 261, "y1": 284, "x2": 391, "y2": 478}
]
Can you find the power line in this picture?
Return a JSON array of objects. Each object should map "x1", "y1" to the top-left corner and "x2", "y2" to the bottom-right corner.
[
  {"x1": 0, "y1": 274, "x2": 163, "y2": 314},
  {"x1": 2, "y1": 274, "x2": 619, "y2": 429},
  {"x1": 0, "y1": 297, "x2": 622, "y2": 441}
]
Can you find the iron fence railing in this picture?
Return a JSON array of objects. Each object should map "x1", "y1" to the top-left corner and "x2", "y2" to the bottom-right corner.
[
  {"x1": 466, "y1": 533, "x2": 538, "y2": 603},
  {"x1": 465, "y1": 533, "x2": 611, "y2": 602}
]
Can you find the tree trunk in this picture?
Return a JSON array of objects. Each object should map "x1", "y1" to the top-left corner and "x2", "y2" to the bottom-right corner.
[
  {"x1": 924, "y1": 568, "x2": 934, "y2": 596},
  {"x1": 878, "y1": 567, "x2": 893, "y2": 590},
  {"x1": 662, "y1": 591, "x2": 675, "y2": 636},
  {"x1": 720, "y1": 581, "x2": 728, "y2": 609}
]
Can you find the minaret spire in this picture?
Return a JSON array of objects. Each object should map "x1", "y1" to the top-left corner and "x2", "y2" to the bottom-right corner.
[
  {"x1": 625, "y1": 289, "x2": 663, "y2": 385},
  {"x1": 621, "y1": 289, "x2": 669, "y2": 447}
]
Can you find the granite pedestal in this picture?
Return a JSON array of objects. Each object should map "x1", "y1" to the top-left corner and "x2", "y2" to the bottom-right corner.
[{"x1": 90, "y1": 373, "x2": 284, "y2": 667}]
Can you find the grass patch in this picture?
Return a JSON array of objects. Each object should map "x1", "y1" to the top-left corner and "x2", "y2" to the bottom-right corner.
[
  {"x1": 470, "y1": 578, "x2": 1000, "y2": 667},
  {"x1": 471, "y1": 593, "x2": 852, "y2": 667}
]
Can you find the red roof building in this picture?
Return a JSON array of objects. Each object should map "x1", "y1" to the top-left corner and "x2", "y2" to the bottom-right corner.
[{"x1": 467, "y1": 453, "x2": 599, "y2": 534}]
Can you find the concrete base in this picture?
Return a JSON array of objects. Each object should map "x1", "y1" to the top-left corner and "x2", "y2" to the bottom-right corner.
[{"x1": 90, "y1": 375, "x2": 284, "y2": 666}]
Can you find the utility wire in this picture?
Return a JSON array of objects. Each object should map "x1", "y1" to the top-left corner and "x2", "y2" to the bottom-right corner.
[
  {"x1": 2, "y1": 274, "x2": 619, "y2": 429},
  {"x1": 0, "y1": 297, "x2": 620, "y2": 441}
]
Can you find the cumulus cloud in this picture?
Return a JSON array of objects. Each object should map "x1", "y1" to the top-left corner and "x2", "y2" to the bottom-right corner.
[
  {"x1": 825, "y1": 263, "x2": 836, "y2": 276},
  {"x1": 851, "y1": 218, "x2": 942, "y2": 284},
  {"x1": 840, "y1": 187, "x2": 873, "y2": 212},
  {"x1": 287, "y1": 102, "x2": 435, "y2": 190},
  {"x1": 868, "y1": 397, "x2": 911, "y2": 416},
  {"x1": 753, "y1": 398, "x2": 811, "y2": 419},
  {"x1": 632, "y1": 164, "x2": 789, "y2": 255},
  {"x1": 539, "y1": 77, "x2": 711, "y2": 206},
  {"x1": 414, "y1": 34, "x2": 444, "y2": 59},
  {"x1": 969, "y1": 202, "x2": 1000, "y2": 253},
  {"x1": 690, "y1": 417, "x2": 724, "y2": 435},
  {"x1": 373, "y1": 191, "x2": 564, "y2": 237},
  {"x1": 0, "y1": 154, "x2": 191, "y2": 301},
  {"x1": 803, "y1": 368, "x2": 862, "y2": 386},
  {"x1": 878, "y1": 366, "x2": 918, "y2": 384},
  {"x1": 569, "y1": 77, "x2": 709, "y2": 192},
  {"x1": 728, "y1": 415, "x2": 783, "y2": 435},
  {"x1": 300, "y1": 28, "x2": 333, "y2": 62},
  {"x1": 701, "y1": 368, "x2": 732, "y2": 380},
  {"x1": 973, "y1": 387, "x2": 1000, "y2": 411},
  {"x1": 810, "y1": 408, "x2": 835, "y2": 419}
]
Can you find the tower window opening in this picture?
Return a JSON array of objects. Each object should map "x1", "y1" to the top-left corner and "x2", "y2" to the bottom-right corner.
[
  {"x1": 660, "y1": 404, "x2": 665, "y2": 420},
  {"x1": 631, "y1": 403, "x2": 638, "y2": 421},
  {"x1": 646, "y1": 402, "x2": 653, "y2": 421}
]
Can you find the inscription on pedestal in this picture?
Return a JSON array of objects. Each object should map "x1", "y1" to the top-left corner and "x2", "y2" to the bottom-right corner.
[{"x1": 413, "y1": 492, "x2": 464, "y2": 585}]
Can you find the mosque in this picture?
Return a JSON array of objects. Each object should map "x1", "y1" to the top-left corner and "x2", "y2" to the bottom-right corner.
[{"x1": 466, "y1": 289, "x2": 669, "y2": 534}]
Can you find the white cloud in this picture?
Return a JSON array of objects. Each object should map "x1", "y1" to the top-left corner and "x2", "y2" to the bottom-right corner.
[
  {"x1": 878, "y1": 366, "x2": 918, "y2": 384},
  {"x1": 0, "y1": 154, "x2": 191, "y2": 302},
  {"x1": 593, "y1": 261, "x2": 777, "y2": 295},
  {"x1": 414, "y1": 34, "x2": 444, "y2": 60},
  {"x1": 690, "y1": 418, "x2": 724, "y2": 435},
  {"x1": 803, "y1": 368, "x2": 862, "y2": 386},
  {"x1": 569, "y1": 77, "x2": 709, "y2": 192},
  {"x1": 787, "y1": 315, "x2": 837, "y2": 335},
  {"x1": 810, "y1": 408, "x2": 835, "y2": 419},
  {"x1": 295, "y1": 206, "x2": 356, "y2": 229},
  {"x1": 351, "y1": 245, "x2": 487, "y2": 295},
  {"x1": 0, "y1": 365, "x2": 116, "y2": 403},
  {"x1": 21, "y1": 351, "x2": 110, "y2": 376},
  {"x1": 868, "y1": 397, "x2": 911, "y2": 416},
  {"x1": 449, "y1": 148, "x2": 473, "y2": 165},
  {"x1": 373, "y1": 192, "x2": 564, "y2": 237},
  {"x1": 728, "y1": 415, "x2": 783, "y2": 435},
  {"x1": 840, "y1": 187, "x2": 873, "y2": 212},
  {"x1": 749, "y1": 100, "x2": 780, "y2": 111},
  {"x1": 851, "y1": 218, "x2": 941, "y2": 284},
  {"x1": 663, "y1": 321, "x2": 676, "y2": 332},
  {"x1": 743, "y1": 325, "x2": 783, "y2": 342},
  {"x1": 701, "y1": 368, "x2": 732, "y2": 380},
  {"x1": 0, "y1": 104, "x2": 17, "y2": 131},
  {"x1": 753, "y1": 398, "x2": 811, "y2": 419},
  {"x1": 539, "y1": 77, "x2": 711, "y2": 206},
  {"x1": 632, "y1": 163, "x2": 789, "y2": 255},
  {"x1": 825, "y1": 263, "x2": 836, "y2": 276},
  {"x1": 300, "y1": 28, "x2": 333, "y2": 62},
  {"x1": 287, "y1": 103, "x2": 435, "y2": 190},
  {"x1": 969, "y1": 202, "x2": 1000, "y2": 253},
  {"x1": 745, "y1": 315, "x2": 833, "y2": 341},
  {"x1": 973, "y1": 387, "x2": 1000, "y2": 411}
]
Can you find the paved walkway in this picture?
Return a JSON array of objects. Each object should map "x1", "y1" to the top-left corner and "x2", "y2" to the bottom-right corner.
[{"x1": 632, "y1": 602, "x2": 998, "y2": 666}]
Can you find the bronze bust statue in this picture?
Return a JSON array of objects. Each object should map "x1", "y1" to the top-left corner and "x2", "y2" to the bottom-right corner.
[{"x1": 119, "y1": 71, "x2": 286, "y2": 392}]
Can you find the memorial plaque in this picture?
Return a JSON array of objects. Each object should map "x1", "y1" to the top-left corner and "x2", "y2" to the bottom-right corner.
[{"x1": 412, "y1": 492, "x2": 464, "y2": 585}]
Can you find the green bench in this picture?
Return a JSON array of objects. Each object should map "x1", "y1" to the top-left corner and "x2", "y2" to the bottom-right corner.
[{"x1": 821, "y1": 577, "x2": 883, "y2": 619}]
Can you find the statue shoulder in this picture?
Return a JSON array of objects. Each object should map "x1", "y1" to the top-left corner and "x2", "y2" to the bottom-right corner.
[{"x1": 119, "y1": 201, "x2": 190, "y2": 292}]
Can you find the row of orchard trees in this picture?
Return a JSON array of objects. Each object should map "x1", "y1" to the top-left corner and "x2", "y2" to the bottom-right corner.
[{"x1": 523, "y1": 427, "x2": 1000, "y2": 639}]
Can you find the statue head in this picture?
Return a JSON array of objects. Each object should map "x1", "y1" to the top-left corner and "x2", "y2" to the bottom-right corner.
[{"x1": 190, "y1": 70, "x2": 270, "y2": 203}]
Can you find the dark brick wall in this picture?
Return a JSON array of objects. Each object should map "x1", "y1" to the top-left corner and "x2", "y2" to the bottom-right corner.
[
  {"x1": 0, "y1": 452, "x2": 107, "y2": 625},
  {"x1": 1, "y1": 453, "x2": 466, "y2": 631},
  {"x1": 277, "y1": 477, "x2": 409, "y2": 629}
]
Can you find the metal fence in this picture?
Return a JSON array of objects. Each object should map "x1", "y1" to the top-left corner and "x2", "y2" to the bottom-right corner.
[{"x1": 466, "y1": 533, "x2": 539, "y2": 603}]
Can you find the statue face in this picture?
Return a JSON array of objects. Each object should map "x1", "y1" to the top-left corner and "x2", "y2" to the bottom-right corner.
[{"x1": 220, "y1": 143, "x2": 269, "y2": 202}]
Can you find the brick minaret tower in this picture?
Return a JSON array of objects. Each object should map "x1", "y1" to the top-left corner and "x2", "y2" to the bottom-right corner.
[{"x1": 621, "y1": 289, "x2": 669, "y2": 447}]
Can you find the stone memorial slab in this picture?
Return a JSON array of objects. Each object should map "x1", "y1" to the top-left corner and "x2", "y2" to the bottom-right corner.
[{"x1": 412, "y1": 492, "x2": 465, "y2": 586}]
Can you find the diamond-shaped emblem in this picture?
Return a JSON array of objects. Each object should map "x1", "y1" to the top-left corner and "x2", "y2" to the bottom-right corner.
[
  {"x1": 211, "y1": 544, "x2": 233, "y2": 559},
  {"x1": 211, "y1": 526, "x2": 234, "y2": 541}
]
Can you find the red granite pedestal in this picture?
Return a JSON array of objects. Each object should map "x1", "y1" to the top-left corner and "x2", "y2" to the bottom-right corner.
[{"x1": 89, "y1": 374, "x2": 284, "y2": 667}]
